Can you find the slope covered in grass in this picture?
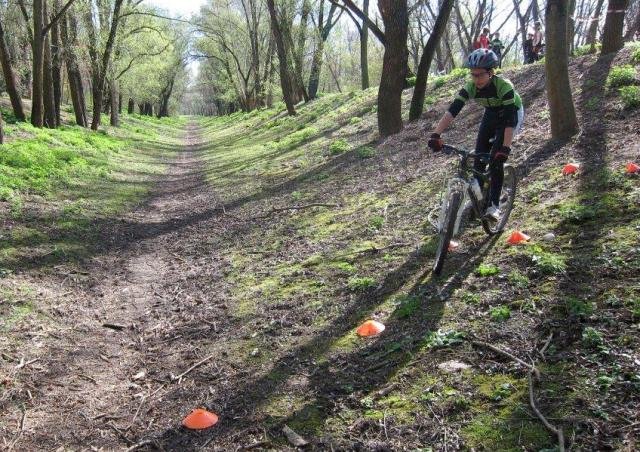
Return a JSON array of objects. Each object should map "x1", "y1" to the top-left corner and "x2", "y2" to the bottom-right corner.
[
  {"x1": 0, "y1": 44, "x2": 638, "y2": 451},
  {"x1": 178, "y1": 45, "x2": 639, "y2": 450}
]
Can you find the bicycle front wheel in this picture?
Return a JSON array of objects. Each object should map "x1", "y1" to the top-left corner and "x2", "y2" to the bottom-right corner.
[
  {"x1": 482, "y1": 165, "x2": 517, "y2": 235},
  {"x1": 433, "y1": 190, "x2": 463, "y2": 275}
]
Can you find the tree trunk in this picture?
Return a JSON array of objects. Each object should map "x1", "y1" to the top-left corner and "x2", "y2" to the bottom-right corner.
[
  {"x1": 90, "y1": 0, "x2": 125, "y2": 130},
  {"x1": 377, "y1": 0, "x2": 408, "y2": 137},
  {"x1": 266, "y1": 0, "x2": 296, "y2": 115},
  {"x1": 601, "y1": 0, "x2": 630, "y2": 53},
  {"x1": 567, "y1": 0, "x2": 577, "y2": 54},
  {"x1": 109, "y1": 79, "x2": 119, "y2": 126},
  {"x1": 361, "y1": 0, "x2": 370, "y2": 89},
  {"x1": 545, "y1": 0, "x2": 579, "y2": 139},
  {"x1": 585, "y1": 0, "x2": 606, "y2": 46},
  {"x1": 624, "y1": 3, "x2": 640, "y2": 40},
  {"x1": 51, "y1": 0, "x2": 62, "y2": 126},
  {"x1": 0, "y1": 22, "x2": 26, "y2": 122},
  {"x1": 0, "y1": 108, "x2": 4, "y2": 144},
  {"x1": 61, "y1": 13, "x2": 87, "y2": 126},
  {"x1": 32, "y1": 0, "x2": 45, "y2": 127},
  {"x1": 308, "y1": 38, "x2": 325, "y2": 99},
  {"x1": 128, "y1": 98, "x2": 135, "y2": 114},
  {"x1": 42, "y1": 1, "x2": 56, "y2": 129},
  {"x1": 409, "y1": 0, "x2": 454, "y2": 121}
]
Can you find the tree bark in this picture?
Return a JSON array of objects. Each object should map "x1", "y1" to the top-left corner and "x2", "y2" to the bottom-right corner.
[
  {"x1": 585, "y1": 0, "x2": 605, "y2": 47},
  {"x1": 42, "y1": 1, "x2": 56, "y2": 128},
  {"x1": 128, "y1": 98, "x2": 135, "y2": 114},
  {"x1": 60, "y1": 13, "x2": 86, "y2": 126},
  {"x1": 377, "y1": 0, "x2": 408, "y2": 137},
  {"x1": 360, "y1": 0, "x2": 370, "y2": 89},
  {"x1": 567, "y1": 0, "x2": 577, "y2": 54},
  {"x1": 109, "y1": 78, "x2": 119, "y2": 126},
  {"x1": 601, "y1": 0, "x2": 630, "y2": 53},
  {"x1": 308, "y1": 2, "x2": 339, "y2": 99},
  {"x1": 266, "y1": 0, "x2": 296, "y2": 115},
  {"x1": 89, "y1": 0, "x2": 125, "y2": 130},
  {"x1": 409, "y1": 0, "x2": 454, "y2": 121},
  {"x1": 51, "y1": 0, "x2": 62, "y2": 126},
  {"x1": 32, "y1": 0, "x2": 45, "y2": 127},
  {"x1": 0, "y1": 22, "x2": 26, "y2": 122},
  {"x1": 624, "y1": 3, "x2": 640, "y2": 40},
  {"x1": 545, "y1": 0, "x2": 579, "y2": 139}
]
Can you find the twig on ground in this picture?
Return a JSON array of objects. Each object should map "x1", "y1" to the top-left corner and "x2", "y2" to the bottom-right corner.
[
  {"x1": 15, "y1": 358, "x2": 39, "y2": 369},
  {"x1": 237, "y1": 440, "x2": 270, "y2": 450},
  {"x1": 471, "y1": 340, "x2": 540, "y2": 379},
  {"x1": 538, "y1": 332, "x2": 554, "y2": 358},
  {"x1": 102, "y1": 323, "x2": 127, "y2": 331},
  {"x1": 528, "y1": 371, "x2": 565, "y2": 452},
  {"x1": 125, "y1": 439, "x2": 155, "y2": 451},
  {"x1": 357, "y1": 242, "x2": 412, "y2": 254},
  {"x1": 7, "y1": 409, "x2": 26, "y2": 451},
  {"x1": 254, "y1": 203, "x2": 340, "y2": 219},
  {"x1": 171, "y1": 353, "x2": 216, "y2": 384},
  {"x1": 128, "y1": 396, "x2": 146, "y2": 430}
]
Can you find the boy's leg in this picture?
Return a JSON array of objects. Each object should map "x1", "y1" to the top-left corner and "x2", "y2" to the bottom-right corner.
[
  {"x1": 489, "y1": 128, "x2": 506, "y2": 207},
  {"x1": 474, "y1": 111, "x2": 496, "y2": 179}
]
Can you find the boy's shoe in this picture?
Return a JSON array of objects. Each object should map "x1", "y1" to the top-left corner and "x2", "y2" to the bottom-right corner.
[{"x1": 485, "y1": 204, "x2": 502, "y2": 222}]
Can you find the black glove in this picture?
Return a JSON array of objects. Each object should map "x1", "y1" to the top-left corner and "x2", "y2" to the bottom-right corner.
[
  {"x1": 428, "y1": 133, "x2": 444, "y2": 152},
  {"x1": 491, "y1": 145, "x2": 510, "y2": 163}
]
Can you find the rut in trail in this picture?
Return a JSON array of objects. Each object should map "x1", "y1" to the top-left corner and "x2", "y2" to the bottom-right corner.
[{"x1": 1, "y1": 121, "x2": 241, "y2": 449}]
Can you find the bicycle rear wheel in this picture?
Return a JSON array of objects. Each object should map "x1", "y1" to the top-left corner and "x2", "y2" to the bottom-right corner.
[
  {"x1": 482, "y1": 165, "x2": 517, "y2": 235},
  {"x1": 433, "y1": 191, "x2": 463, "y2": 275}
]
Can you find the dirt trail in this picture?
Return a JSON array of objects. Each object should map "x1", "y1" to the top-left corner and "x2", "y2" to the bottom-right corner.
[{"x1": 1, "y1": 121, "x2": 234, "y2": 450}]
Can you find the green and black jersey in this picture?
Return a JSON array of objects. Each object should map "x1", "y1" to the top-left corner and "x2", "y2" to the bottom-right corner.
[{"x1": 448, "y1": 76, "x2": 522, "y2": 127}]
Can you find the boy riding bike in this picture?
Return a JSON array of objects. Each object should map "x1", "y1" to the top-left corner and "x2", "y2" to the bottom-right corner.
[{"x1": 428, "y1": 49, "x2": 524, "y2": 221}]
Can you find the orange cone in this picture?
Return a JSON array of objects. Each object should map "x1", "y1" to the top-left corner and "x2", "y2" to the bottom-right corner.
[
  {"x1": 448, "y1": 240, "x2": 460, "y2": 251},
  {"x1": 562, "y1": 163, "x2": 580, "y2": 175},
  {"x1": 506, "y1": 230, "x2": 530, "y2": 245},
  {"x1": 626, "y1": 162, "x2": 640, "y2": 174},
  {"x1": 356, "y1": 320, "x2": 385, "y2": 337},
  {"x1": 182, "y1": 409, "x2": 219, "y2": 430}
]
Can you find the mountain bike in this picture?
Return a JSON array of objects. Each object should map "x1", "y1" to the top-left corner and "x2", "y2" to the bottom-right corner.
[{"x1": 431, "y1": 144, "x2": 517, "y2": 275}]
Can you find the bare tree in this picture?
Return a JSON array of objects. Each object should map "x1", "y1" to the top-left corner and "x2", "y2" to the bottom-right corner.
[
  {"x1": 409, "y1": 0, "x2": 454, "y2": 121},
  {"x1": 585, "y1": 0, "x2": 606, "y2": 48},
  {"x1": 266, "y1": 0, "x2": 296, "y2": 115},
  {"x1": 0, "y1": 21, "x2": 26, "y2": 121},
  {"x1": 545, "y1": 0, "x2": 579, "y2": 139}
]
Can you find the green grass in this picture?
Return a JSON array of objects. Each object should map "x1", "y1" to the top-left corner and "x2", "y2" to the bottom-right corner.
[
  {"x1": 606, "y1": 65, "x2": 637, "y2": 89},
  {"x1": 619, "y1": 86, "x2": 640, "y2": 109},
  {"x1": 0, "y1": 113, "x2": 181, "y2": 267}
]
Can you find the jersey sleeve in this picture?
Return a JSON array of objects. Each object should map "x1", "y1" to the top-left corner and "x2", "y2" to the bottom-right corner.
[
  {"x1": 448, "y1": 80, "x2": 474, "y2": 117},
  {"x1": 498, "y1": 78, "x2": 518, "y2": 127}
]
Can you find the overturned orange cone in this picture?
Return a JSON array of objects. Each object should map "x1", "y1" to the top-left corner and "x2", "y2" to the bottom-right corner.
[
  {"x1": 357, "y1": 320, "x2": 385, "y2": 337},
  {"x1": 507, "y1": 230, "x2": 530, "y2": 245},
  {"x1": 562, "y1": 163, "x2": 580, "y2": 175},
  {"x1": 448, "y1": 240, "x2": 460, "y2": 251},
  {"x1": 182, "y1": 408, "x2": 219, "y2": 430},
  {"x1": 626, "y1": 162, "x2": 640, "y2": 174}
]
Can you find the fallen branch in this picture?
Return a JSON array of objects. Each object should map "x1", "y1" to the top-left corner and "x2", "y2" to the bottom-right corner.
[
  {"x1": 358, "y1": 242, "x2": 412, "y2": 254},
  {"x1": 471, "y1": 340, "x2": 540, "y2": 379},
  {"x1": 254, "y1": 203, "x2": 340, "y2": 219},
  {"x1": 528, "y1": 371, "x2": 565, "y2": 452},
  {"x1": 171, "y1": 353, "x2": 216, "y2": 384}
]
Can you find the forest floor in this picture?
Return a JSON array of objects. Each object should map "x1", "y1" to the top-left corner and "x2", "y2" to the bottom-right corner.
[{"x1": 1, "y1": 45, "x2": 640, "y2": 451}]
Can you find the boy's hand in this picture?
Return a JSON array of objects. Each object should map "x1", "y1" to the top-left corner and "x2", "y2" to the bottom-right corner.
[
  {"x1": 491, "y1": 145, "x2": 510, "y2": 163},
  {"x1": 428, "y1": 133, "x2": 444, "y2": 152}
]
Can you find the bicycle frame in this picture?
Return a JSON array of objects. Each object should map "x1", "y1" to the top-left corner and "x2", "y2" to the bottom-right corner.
[{"x1": 436, "y1": 145, "x2": 492, "y2": 236}]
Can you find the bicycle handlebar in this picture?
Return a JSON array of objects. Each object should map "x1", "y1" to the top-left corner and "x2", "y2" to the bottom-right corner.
[{"x1": 441, "y1": 144, "x2": 491, "y2": 164}]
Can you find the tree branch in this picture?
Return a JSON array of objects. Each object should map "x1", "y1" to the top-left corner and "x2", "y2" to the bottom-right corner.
[{"x1": 43, "y1": 0, "x2": 78, "y2": 36}]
